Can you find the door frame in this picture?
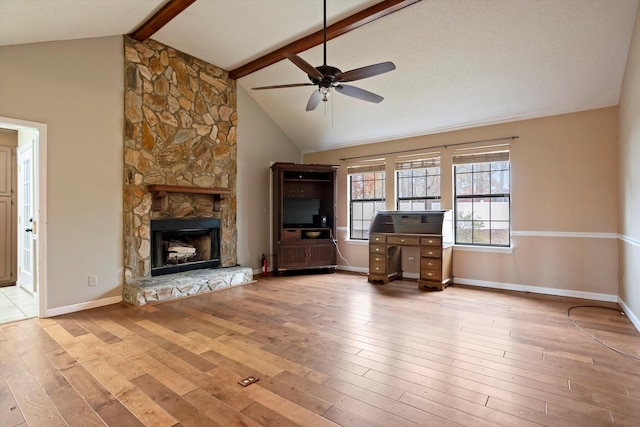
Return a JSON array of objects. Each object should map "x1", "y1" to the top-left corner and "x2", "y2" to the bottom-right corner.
[{"x1": 0, "y1": 116, "x2": 47, "y2": 317}]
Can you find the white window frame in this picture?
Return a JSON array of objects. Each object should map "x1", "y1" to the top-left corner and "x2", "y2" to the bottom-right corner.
[
  {"x1": 453, "y1": 150, "x2": 511, "y2": 247},
  {"x1": 395, "y1": 154, "x2": 442, "y2": 211},
  {"x1": 347, "y1": 160, "x2": 385, "y2": 240}
]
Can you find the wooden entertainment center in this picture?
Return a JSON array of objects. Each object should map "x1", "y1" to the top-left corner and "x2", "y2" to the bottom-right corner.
[
  {"x1": 368, "y1": 210, "x2": 453, "y2": 290},
  {"x1": 271, "y1": 162, "x2": 338, "y2": 273}
]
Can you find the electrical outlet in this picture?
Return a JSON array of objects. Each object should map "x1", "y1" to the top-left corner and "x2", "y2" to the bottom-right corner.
[{"x1": 88, "y1": 275, "x2": 98, "y2": 286}]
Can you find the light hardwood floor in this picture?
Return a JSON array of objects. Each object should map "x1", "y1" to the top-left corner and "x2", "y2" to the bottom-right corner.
[{"x1": 1, "y1": 272, "x2": 639, "y2": 426}]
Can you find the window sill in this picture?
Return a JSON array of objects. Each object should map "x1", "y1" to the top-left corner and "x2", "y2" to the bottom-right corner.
[
  {"x1": 343, "y1": 239, "x2": 370, "y2": 245},
  {"x1": 453, "y1": 244, "x2": 513, "y2": 254}
]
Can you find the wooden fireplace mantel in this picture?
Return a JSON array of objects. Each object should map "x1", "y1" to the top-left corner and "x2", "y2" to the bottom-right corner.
[{"x1": 147, "y1": 184, "x2": 230, "y2": 211}]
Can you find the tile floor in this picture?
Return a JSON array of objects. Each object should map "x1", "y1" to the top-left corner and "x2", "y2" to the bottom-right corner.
[{"x1": 0, "y1": 285, "x2": 38, "y2": 324}]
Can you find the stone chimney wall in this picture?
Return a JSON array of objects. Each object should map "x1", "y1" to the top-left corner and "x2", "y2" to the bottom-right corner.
[{"x1": 123, "y1": 37, "x2": 237, "y2": 280}]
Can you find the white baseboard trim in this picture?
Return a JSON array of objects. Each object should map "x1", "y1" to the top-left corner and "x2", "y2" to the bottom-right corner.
[
  {"x1": 454, "y1": 277, "x2": 618, "y2": 302},
  {"x1": 336, "y1": 265, "x2": 369, "y2": 274},
  {"x1": 43, "y1": 295, "x2": 123, "y2": 318},
  {"x1": 617, "y1": 297, "x2": 640, "y2": 332}
]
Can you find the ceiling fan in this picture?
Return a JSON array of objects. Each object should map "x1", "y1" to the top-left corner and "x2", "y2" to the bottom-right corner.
[{"x1": 252, "y1": 0, "x2": 396, "y2": 111}]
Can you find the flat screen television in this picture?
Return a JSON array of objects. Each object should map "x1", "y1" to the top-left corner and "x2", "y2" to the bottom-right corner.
[{"x1": 283, "y1": 198, "x2": 320, "y2": 227}]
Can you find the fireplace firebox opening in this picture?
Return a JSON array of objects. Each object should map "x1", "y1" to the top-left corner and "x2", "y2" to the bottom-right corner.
[{"x1": 150, "y1": 218, "x2": 221, "y2": 276}]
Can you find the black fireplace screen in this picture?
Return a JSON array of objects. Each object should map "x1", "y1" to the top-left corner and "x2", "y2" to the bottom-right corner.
[{"x1": 150, "y1": 218, "x2": 221, "y2": 276}]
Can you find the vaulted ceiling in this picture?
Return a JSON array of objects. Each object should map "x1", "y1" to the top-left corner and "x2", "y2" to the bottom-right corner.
[{"x1": 1, "y1": 0, "x2": 638, "y2": 153}]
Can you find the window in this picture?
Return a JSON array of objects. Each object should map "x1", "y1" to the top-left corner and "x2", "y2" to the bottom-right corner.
[
  {"x1": 348, "y1": 161, "x2": 385, "y2": 240},
  {"x1": 454, "y1": 151, "x2": 510, "y2": 246},
  {"x1": 395, "y1": 155, "x2": 441, "y2": 211}
]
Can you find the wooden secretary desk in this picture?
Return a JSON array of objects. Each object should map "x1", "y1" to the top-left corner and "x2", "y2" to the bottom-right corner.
[{"x1": 368, "y1": 210, "x2": 453, "y2": 290}]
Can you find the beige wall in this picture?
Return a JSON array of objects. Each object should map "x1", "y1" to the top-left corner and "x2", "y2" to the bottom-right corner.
[
  {"x1": 0, "y1": 36, "x2": 124, "y2": 310},
  {"x1": 0, "y1": 36, "x2": 299, "y2": 312},
  {"x1": 305, "y1": 107, "x2": 620, "y2": 299},
  {"x1": 236, "y1": 85, "x2": 300, "y2": 271},
  {"x1": 619, "y1": 6, "x2": 640, "y2": 325}
]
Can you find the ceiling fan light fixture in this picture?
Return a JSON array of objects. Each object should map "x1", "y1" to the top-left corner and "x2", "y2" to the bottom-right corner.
[
  {"x1": 251, "y1": 0, "x2": 396, "y2": 111},
  {"x1": 320, "y1": 86, "x2": 331, "y2": 102}
]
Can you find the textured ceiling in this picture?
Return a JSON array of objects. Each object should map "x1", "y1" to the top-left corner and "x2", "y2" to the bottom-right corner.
[{"x1": 1, "y1": 0, "x2": 638, "y2": 153}]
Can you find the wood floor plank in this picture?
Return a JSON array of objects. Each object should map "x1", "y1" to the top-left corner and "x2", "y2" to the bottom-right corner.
[
  {"x1": 179, "y1": 307, "x2": 254, "y2": 335},
  {"x1": 82, "y1": 358, "x2": 178, "y2": 426},
  {"x1": 46, "y1": 383, "x2": 106, "y2": 427},
  {"x1": 255, "y1": 374, "x2": 333, "y2": 415},
  {"x1": 148, "y1": 349, "x2": 255, "y2": 412},
  {"x1": 3, "y1": 370, "x2": 67, "y2": 427},
  {"x1": 129, "y1": 352, "x2": 198, "y2": 396},
  {"x1": 135, "y1": 319, "x2": 211, "y2": 354},
  {"x1": 131, "y1": 373, "x2": 219, "y2": 426},
  {"x1": 240, "y1": 401, "x2": 302, "y2": 427},
  {"x1": 1, "y1": 273, "x2": 638, "y2": 425},
  {"x1": 0, "y1": 374, "x2": 25, "y2": 426},
  {"x1": 213, "y1": 332, "x2": 330, "y2": 382},
  {"x1": 243, "y1": 385, "x2": 339, "y2": 427},
  {"x1": 182, "y1": 387, "x2": 260, "y2": 427},
  {"x1": 97, "y1": 400, "x2": 145, "y2": 427},
  {"x1": 57, "y1": 363, "x2": 118, "y2": 412}
]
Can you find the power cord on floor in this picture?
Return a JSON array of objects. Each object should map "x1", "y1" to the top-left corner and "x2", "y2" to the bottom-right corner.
[
  {"x1": 566, "y1": 305, "x2": 640, "y2": 362},
  {"x1": 330, "y1": 229, "x2": 368, "y2": 275}
]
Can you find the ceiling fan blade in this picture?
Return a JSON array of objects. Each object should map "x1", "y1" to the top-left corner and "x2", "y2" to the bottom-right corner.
[
  {"x1": 335, "y1": 84, "x2": 384, "y2": 103},
  {"x1": 306, "y1": 90, "x2": 323, "y2": 111},
  {"x1": 285, "y1": 54, "x2": 324, "y2": 80},
  {"x1": 252, "y1": 83, "x2": 315, "y2": 90},
  {"x1": 336, "y1": 61, "x2": 396, "y2": 82}
]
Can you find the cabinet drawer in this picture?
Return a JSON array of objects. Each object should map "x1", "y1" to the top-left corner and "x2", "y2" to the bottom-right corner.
[
  {"x1": 370, "y1": 234, "x2": 386, "y2": 244},
  {"x1": 370, "y1": 244, "x2": 386, "y2": 254},
  {"x1": 420, "y1": 258, "x2": 442, "y2": 271},
  {"x1": 420, "y1": 269, "x2": 443, "y2": 281},
  {"x1": 421, "y1": 247, "x2": 442, "y2": 258},
  {"x1": 421, "y1": 236, "x2": 442, "y2": 247},
  {"x1": 282, "y1": 229, "x2": 301, "y2": 240},
  {"x1": 369, "y1": 255, "x2": 386, "y2": 274},
  {"x1": 387, "y1": 235, "x2": 420, "y2": 245}
]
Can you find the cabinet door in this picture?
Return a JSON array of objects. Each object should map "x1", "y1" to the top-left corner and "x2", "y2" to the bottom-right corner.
[
  {"x1": 308, "y1": 243, "x2": 336, "y2": 267},
  {"x1": 277, "y1": 244, "x2": 308, "y2": 270}
]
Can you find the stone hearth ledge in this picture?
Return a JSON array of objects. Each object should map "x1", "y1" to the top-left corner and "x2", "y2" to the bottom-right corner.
[{"x1": 123, "y1": 266, "x2": 253, "y2": 306}]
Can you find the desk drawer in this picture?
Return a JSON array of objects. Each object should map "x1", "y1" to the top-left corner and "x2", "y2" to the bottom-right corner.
[
  {"x1": 369, "y1": 254, "x2": 386, "y2": 274},
  {"x1": 421, "y1": 247, "x2": 442, "y2": 258},
  {"x1": 370, "y1": 234, "x2": 386, "y2": 244},
  {"x1": 370, "y1": 244, "x2": 386, "y2": 254},
  {"x1": 387, "y1": 236, "x2": 420, "y2": 245},
  {"x1": 421, "y1": 258, "x2": 442, "y2": 271},
  {"x1": 421, "y1": 236, "x2": 442, "y2": 247},
  {"x1": 420, "y1": 269, "x2": 442, "y2": 281}
]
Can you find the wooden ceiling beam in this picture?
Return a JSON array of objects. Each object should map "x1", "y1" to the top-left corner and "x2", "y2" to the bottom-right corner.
[
  {"x1": 130, "y1": 0, "x2": 197, "y2": 41},
  {"x1": 229, "y1": 0, "x2": 421, "y2": 80}
]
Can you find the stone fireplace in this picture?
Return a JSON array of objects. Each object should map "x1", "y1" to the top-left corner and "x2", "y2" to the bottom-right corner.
[{"x1": 121, "y1": 36, "x2": 250, "y2": 305}]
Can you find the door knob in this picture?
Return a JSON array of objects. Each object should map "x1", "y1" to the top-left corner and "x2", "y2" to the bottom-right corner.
[{"x1": 25, "y1": 228, "x2": 33, "y2": 232}]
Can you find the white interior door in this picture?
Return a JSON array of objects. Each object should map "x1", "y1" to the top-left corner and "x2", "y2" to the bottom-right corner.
[{"x1": 17, "y1": 142, "x2": 35, "y2": 293}]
